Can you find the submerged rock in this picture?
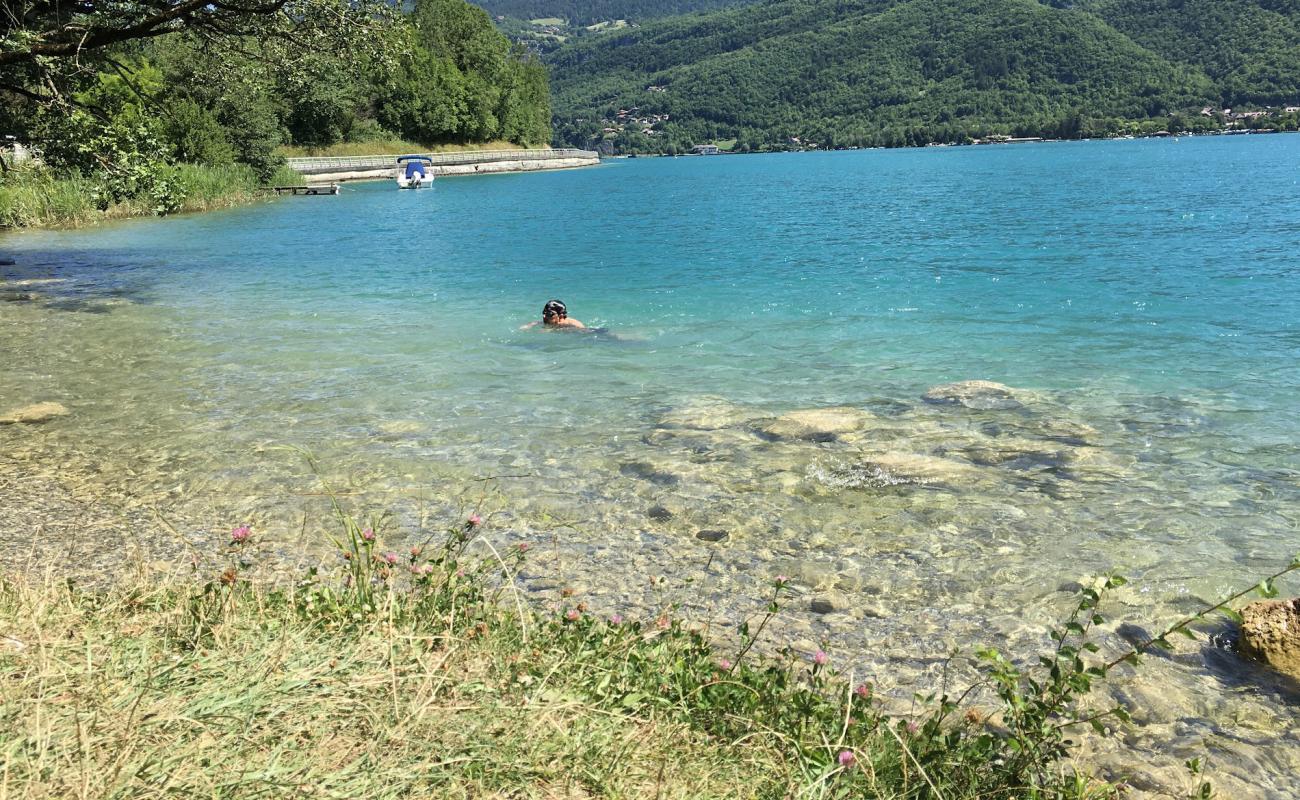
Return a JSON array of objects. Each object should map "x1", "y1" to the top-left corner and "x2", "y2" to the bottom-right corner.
[
  {"x1": 0, "y1": 401, "x2": 70, "y2": 425},
  {"x1": 7, "y1": 277, "x2": 66, "y2": 288},
  {"x1": 922, "y1": 380, "x2": 1023, "y2": 410},
  {"x1": 695, "y1": 529, "x2": 728, "y2": 542},
  {"x1": 812, "y1": 451, "x2": 977, "y2": 489},
  {"x1": 647, "y1": 505, "x2": 674, "y2": 521},
  {"x1": 758, "y1": 407, "x2": 873, "y2": 442},
  {"x1": 620, "y1": 461, "x2": 680, "y2": 486},
  {"x1": 1239, "y1": 598, "x2": 1300, "y2": 680},
  {"x1": 810, "y1": 597, "x2": 836, "y2": 614},
  {"x1": 658, "y1": 395, "x2": 757, "y2": 431},
  {"x1": 957, "y1": 437, "x2": 1067, "y2": 469}
]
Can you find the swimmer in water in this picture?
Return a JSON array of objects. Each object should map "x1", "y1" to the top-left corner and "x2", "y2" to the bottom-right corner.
[{"x1": 521, "y1": 299, "x2": 587, "y2": 330}]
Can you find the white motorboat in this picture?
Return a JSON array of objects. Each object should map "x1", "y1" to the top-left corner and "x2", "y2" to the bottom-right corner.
[{"x1": 396, "y1": 155, "x2": 435, "y2": 189}]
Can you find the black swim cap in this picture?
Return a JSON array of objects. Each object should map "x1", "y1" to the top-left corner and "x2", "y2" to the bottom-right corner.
[{"x1": 543, "y1": 300, "x2": 566, "y2": 318}]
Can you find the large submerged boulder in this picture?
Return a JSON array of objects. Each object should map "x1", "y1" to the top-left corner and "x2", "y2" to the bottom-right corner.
[
  {"x1": 0, "y1": 401, "x2": 70, "y2": 424},
  {"x1": 810, "y1": 451, "x2": 977, "y2": 489},
  {"x1": 1240, "y1": 598, "x2": 1300, "y2": 680},
  {"x1": 857, "y1": 452, "x2": 977, "y2": 485},
  {"x1": 922, "y1": 380, "x2": 1023, "y2": 410},
  {"x1": 658, "y1": 396, "x2": 757, "y2": 431},
  {"x1": 758, "y1": 407, "x2": 873, "y2": 442}
]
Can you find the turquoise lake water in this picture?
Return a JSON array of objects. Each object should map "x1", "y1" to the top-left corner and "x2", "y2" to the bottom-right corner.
[{"x1": 3, "y1": 136, "x2": 1300, "y2": 794}]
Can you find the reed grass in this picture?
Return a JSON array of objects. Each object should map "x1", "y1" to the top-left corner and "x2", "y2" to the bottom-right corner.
[
  {"x1": 0, "y1": 168, "x2": 103, "y2": 228},
  {"x1": 0, "y1": 163, "x2": 304, "y2": 229}
]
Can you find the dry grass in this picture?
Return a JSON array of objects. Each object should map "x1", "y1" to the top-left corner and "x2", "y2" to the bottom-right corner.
[{"x1": 0, "y1": 576, "x2": 774, "y2": 799}]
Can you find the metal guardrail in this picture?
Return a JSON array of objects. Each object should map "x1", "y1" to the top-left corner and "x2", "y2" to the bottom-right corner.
[{"x1": 285, "y1": 148, "x2": 598, "y2": 172}]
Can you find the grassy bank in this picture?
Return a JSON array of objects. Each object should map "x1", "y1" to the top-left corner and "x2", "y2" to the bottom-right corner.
[
  {"x1": 5, "y1": 508, "x2": 1267, "y2": 799},
  {"x1": 0, "y1": 163, "x2": 301, "y2": 229}
]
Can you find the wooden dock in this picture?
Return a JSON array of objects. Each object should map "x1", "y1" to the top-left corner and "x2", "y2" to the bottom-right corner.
[{"x1": 269, "y1": 184, "x2": 339, "y2": 196}]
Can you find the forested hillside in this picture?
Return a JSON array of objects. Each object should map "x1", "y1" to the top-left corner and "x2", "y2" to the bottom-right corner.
[
  {"x1": 543, "y1": 0, "x2": 1300, "y2": 151},
  {"x1": 1076, "y1": 0, "x2": 1300, "y2": 106}
]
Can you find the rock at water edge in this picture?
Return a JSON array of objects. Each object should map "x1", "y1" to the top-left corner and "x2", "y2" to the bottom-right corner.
[{"x1": 1240, "y1": 598, "x2": 1300, "y2": 680}]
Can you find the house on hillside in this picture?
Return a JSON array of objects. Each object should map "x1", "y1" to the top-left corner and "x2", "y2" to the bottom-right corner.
[{"x1": 691, "y1": 144, "x2": 720, "y2": 155}]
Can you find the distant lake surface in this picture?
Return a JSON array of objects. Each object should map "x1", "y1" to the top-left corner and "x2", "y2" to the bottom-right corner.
[{"x1": 4, "y1": 137, "x2": 1300, "y2": 795}]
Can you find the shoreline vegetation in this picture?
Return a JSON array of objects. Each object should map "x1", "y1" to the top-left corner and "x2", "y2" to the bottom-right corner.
[
  {"x1": 1, "y1": 0, "x2": 551, "y2": 230},
  {"x1": 0, "y1": 140, "x2": 565, "y2": 230},
  {"x1": 0, "y1": 162, "x2": 303, "y2": 230},
  {"x1": 2, "y1": 500, "x2": 1295, "y2": 798}
]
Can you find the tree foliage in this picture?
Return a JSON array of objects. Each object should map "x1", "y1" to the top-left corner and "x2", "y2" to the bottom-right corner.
[{"x1": 1, "y1": 0, "x2": 551, "y2": 214}]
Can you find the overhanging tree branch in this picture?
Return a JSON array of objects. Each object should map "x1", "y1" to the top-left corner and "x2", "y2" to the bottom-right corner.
[{"x1": 0, "y1": 0, "x2": 290, "y2": 66}]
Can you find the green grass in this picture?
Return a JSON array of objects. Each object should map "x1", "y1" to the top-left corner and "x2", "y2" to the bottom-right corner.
[
  {"x1": 0, "y1": 168, "x2": 103, "y2": 228},
  {"x1": 0, "y1": 507, "x2": 1163, "y2": 800},
  {"x1": 0, "y1": 162, "x2": 303, "y2": 229}
]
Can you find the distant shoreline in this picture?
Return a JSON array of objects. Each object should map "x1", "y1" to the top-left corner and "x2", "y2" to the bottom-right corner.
[{"x1": 606, "y1": 127, "x2": 1295, "y2": 158}]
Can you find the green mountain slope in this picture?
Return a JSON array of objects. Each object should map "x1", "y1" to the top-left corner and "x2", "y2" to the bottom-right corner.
[
  {"x1": 1076, "y1": 0, "x2": 1300, "y2": 105},
  {"x1": 549, "y1": 0, "x2": 1222, "y2": 149}
]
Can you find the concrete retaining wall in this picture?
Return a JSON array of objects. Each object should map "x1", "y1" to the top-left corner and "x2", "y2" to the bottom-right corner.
[
  {"x1": 305, "y1": 156, "x2": 599, "y2": 184},
  {"x1": 287, "y1": 148, "x2": 600, "y2": 184}
]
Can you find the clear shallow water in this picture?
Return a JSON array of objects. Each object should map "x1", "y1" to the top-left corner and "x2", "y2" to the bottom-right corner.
[{"x1": 4, "y1": 137, "x2": 1300, "y2": 795}]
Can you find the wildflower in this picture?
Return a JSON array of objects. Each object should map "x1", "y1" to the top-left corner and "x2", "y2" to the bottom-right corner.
[
  {"x1": 561, "y1": 587, "x2": 576, "y2": 598},
  {"x1": 964, "y1": 709, "x2": 984, "y2": 725},
  {"x1": 361, "y1": 528, "x2": 376, "y2": 543},
  {"x1": 906, "y1": 720, "x2": 920, "y2": 735},
  {"x1": 813, "y1": 650, "x2": 829, "y2": 667},
  {"x1": 854, "y1": 683, "x2": 871, "y2": 700},
  {"x1": 609, "y1": 614, "x2": 624, "y2": 625},
  {"x1": 515, "y1": 542, "x2": 530, "y2": 552},
  {"x1": 838, "y1": 750, "x2": 856, "y2": 768},
  {"x1": 410, "y1": 546, "x2": 422, "y2": 558},
  {"x1": 718, "y1": 658, "x2": 733, "y2": 671},
  {"x1": 565, "y1": 608, "x2": 580, "y2": 622},
  {"x1": 655, "y1": 615, "x2": 670, "y2": 631},
  {"x1": 230, "y1": 525, "x2": 251, "y2": 544},
  {"x1": 774, "y1": 574, "x2": 790, "y2": 585},
  {"x1": 467, "y1": 513, "x2": 483, "y2": 528},
  {"x1": 382, "y1": 552, "x2": 399, "y2": 565}
]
